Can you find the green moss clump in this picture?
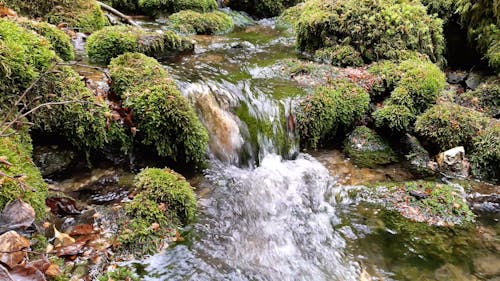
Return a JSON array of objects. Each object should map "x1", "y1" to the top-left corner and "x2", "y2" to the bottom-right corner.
[
  {"x1": 109, "y1": 53, "x2": 208, "y2": 167},
  {"x1": 313, "y1": 45, "x2": 364, "y2": 67},
  {"x1": 343, "y1": 126, "x2": 398, "y2": 168},
  {"x1": 0, "y1": 129, "x2": 48, "y2": 218},
  {"x1": 276, "y1": 4, "x2": 304, "y2": 29},
  {"x1": 373, "y1": 104, "x2": 415, "y2": 134},
  {"x1": 97, "y1": 267, "x2": 139, "y2": 281},
  {"x1": 168, "y1": 10, "x2": 233, "y2": 35},
  {"x1": 227, "y1": 0, "x2": 299, "y2": 19},
  {"x1": 164, "y1": 0, "x2": 217, "y2": 13},
  {"x1": 108, "y1": 0, "x2": 217, "y2": 16},
  {"x1": 415, "y1": 102, "x2": 489, "y2": 151},
  {"x1": 134, "y1": 168, "x2": 197, "y2": 223},
  {"x1": 456, "y1": 81, "x2": 500, "y2": 118},
  {"x1": 0, "y1": 18, "x2": 57, "y2": 102},
  {"x1": 5, "y1": 0, "x2": 107, "y2": 33},
  {"x1": 86, "y1": 26, "x2": 194, "y2": 64},
  {"x1": 18, "y1": 20, "x2": 75, "y2": 61},
  {"x1": 296, "y1": 79, "x2": 370, "y2": 149},
  {"x1": 296, "y1": 0, "x2": 444, "y2": 65},
  {"x1": 470, "y1": 122, "x2": 500, "y2": 183}
]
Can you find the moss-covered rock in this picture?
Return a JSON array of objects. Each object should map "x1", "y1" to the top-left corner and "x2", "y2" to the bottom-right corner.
[
  {"x1": 109, "y1": 53, "x2": 208, "y2": 167},
  {"x1": 86, "y1": 26, "x2": 194, "y2": 64},
  {"x1": 470, "y1": 122, "x2": 500, "y2": 183},
  {"x1": 276, "y1": 3, "x2": 304, "y2": 30},
  {"x1": 343, "y1": 126, "x2": 398, "y2": 168},
  {"x1": 456, "y1": 81, "x2": 500, "y2": 119},
  {"x1": 0, "y1": 18, "x2": 57, "y2": 102},
  {"x1": 18, "y1": 20, "x2": 75, "y2": 61},
  {"x1": 5, "y1": 0, "x2": 106, "y2": 33},
  {"x1": 118, "y1": 168, "x2": 197, "y2": 256},
  {"x1": 296, "y1": 0, "x2": 445, "y2": 65},
  {"x1": 0, "y1": 129, "x2": 48, "y2": 218},
  {"x1": 227, "y1": 0, "x2": 299, "y2": 19},
  {"x1": 108, "y1": 0, "x2": 217, "y2": 16},
  {"x1": 415, "y1": 102, "x2": 489, "y2": 152},
  {"x1": 313, "y1": 45, "x2": 363, "y2": 67},
  {"x1": 373, "y1": 104, "x2": 415, "y2": 135},
  {"x1": 168, "y1": 10, "x2": 233, "y2": 35},
  {"x1": 296, "y1": 79, "x2": 370, "y2": 149}
]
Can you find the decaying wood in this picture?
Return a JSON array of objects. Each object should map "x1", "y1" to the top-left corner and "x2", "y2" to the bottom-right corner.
[{"x1": 97, "y1": 1, "x2": 140, "y2": 27}]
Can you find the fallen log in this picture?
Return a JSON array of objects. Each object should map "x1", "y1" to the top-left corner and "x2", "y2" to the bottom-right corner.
[{"x1": 97, "y1": 1, "x2": 140, "y2": 27}]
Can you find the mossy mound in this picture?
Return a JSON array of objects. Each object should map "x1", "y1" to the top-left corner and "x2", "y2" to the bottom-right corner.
[
  {"x1": 296, "y1": 0, "x2": 444, "y2": 65},
  {"x1": 18, "y1": 20, "x2": 75, "y2": 61},
  {"x1": 0, "y1": 18, "x2": 57, "y2": 102},
  {"x1": 118, "y1": 168, "x2": 197, "y2": 256},
  {"x1": 296, "y1": 79, "x2": 370, "y2": 149},
  {"x1": 470, "y1": 122, "x2": 500, "y2": 183},
  {"x1": 227, "y1": 0, "x2": 299, "y2": 19},
  {"x1": 109, "y1": 53, "x2": 208, "y2": 167},
  {"x1": 168, "y1": 10, "x2": 233, "y2": 35},
  {"x1": 86, "y1": 26, "x2": 194, "y2": 64},
  {"x1": 415, "y1": 102, "x2": 489, "y2": 152},
  {"x1": 276, "y1": 3, "x2": 304, "y2": 30},
  {"x1": 456, "y1": 81, "x2": 500, "y2": 119},
  {"x1": 343, "y1": 126, "x2": 398, "y2": 168},
  {"x1": 371, "y1": 59, "x2": 446, "y2": 134},
  {"x1": 108, "y1": 0, "x2": 217, "y2": 16},
  {"x1": 5, "y1": 0, "x2": 106, "y2": 33},
  {"x1": 0, "y1": 129, "x2": 48, "y2": 218},
  {"x1": 313, "y1": 45, "x2": 363, "y2": 67}
]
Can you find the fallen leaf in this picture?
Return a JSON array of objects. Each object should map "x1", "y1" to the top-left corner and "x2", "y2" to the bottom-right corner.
[
  {"x1": 0, "y1": 264, "x2": 13, "y2": 281},
  {"x1": 9, "y1": 264, "x2": 46, "y2": 281},
  {"x1": 46, "y1": 197, "x2": 81, "y2": 217},
  {"x1": 68, "y1": 224, "x2": 95, "y2": 236},
  {"x1": 0, "y1": 231, "x2": 30, "y2": 268},
  {"x1": 55, "y1": 240, "x2": 86, "y2": 257},
  {"x1": 44, "y1": 263, "x2": 60, "y2": 277},
  {"x1": 53, "y1": 226, "x2": 75, "y2": 247},
  {"x1": 0, "y1": 199, "x2": 35, "y2": 232}
]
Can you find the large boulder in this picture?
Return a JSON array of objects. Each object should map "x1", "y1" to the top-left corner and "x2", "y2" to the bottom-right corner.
[{"x1": 168, "y1": 10, "x2": 234, "y2": 35}]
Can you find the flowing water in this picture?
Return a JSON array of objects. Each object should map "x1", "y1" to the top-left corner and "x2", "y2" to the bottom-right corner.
[{"x1": 117, "y1": 17, "x2": 500, "y2": 281}]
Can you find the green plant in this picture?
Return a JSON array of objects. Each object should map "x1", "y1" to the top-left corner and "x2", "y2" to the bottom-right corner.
[
  {"x1": 313, "y1": 45, "x2": 364, "y2": 67},
  {"x1": 86, "y1": 26, "x2": 193, "y2": 64},
  {"x1": 470, "y1": 122, "x2": 500, "y2": 183},
  {"x1": 276, "y1": 4, "x2": 304, "y2": 29},
  {"x1": 97, "y1": 267, "x2": 140, "y2": 281},
  {"x1": 168, "y1": 10, "x2": 233, "y2": 35},
  {"x1": 455, "y1": 80, "x2": 500, "y2": 118},
  {"x1": 296, "y1": 79, "x2": 369, "y2": 148},
  {"x1": 227, "y1": 0, "x2": 299, "y2": 18},
  {"x1": 415, "y1": 102, "x2": 489, "y2": 151},
  {"x1": 373, "y1": 104, "x2": 415, "y2": 134},
  {"x1": 296, "y1": 0, "x2": 445, "y2": 65}
]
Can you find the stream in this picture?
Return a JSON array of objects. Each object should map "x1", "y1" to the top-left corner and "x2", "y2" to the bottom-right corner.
[{"x1": 73, "y1": 16, "x2": 500, "y2": 281}]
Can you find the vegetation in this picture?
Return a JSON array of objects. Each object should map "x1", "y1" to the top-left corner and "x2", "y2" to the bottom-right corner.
[
  {"x1": 455, "y1": 81, "x2": 500, "y2": 118},
  {"x1": 168, "y1": 10, "x2": 233, "y2": 35},
  {"x1": 296, "y1": 0, "x2": 444, "y2": 65},
  {"x1": 109, "y1": 53, "x2": 208, "y2": 167},
  {"x1": 415, "y1": 102, "x2": 489, "y2": 152},
  {"x1": 343, "y1": 126, "x2": 398, "y2": 168},
  {"x1": 86, "y1": 26, "x2": 194, "y2": 64},
  {"x1": 470, "y1": 122, "x2": 500, "y2": 183},
  {"x1": 107, "y1": 0, "x2": 217, "y2": 16},
  {"x1": 0, "y1": 129, "x2": 48, "y2": 218},
  {"x1": 5, "y1": 0, "x2": 107, "y2": 33},
  {"x1": 97, "y1": 267, "x2": 139, "y2": 281},
  {"x1": 276, "y1": 4, "x2": 304, "y2": 29},
  {"x1": 313, "y1": 45, "x2": 363, "y2": 67},
  {"x1": 373, "y1": 104, "x2": 415, "y2": 134},
  {"x1": 296, "y1": 79, "x2": 369, "y2": 149},
  {"x1": 227, "y1": 0, "x2": 299, "y2": 19}
]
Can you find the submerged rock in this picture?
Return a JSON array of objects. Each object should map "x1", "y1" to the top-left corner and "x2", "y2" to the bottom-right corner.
[
  {"x1": 33, "y1": 146, "x2": 76, "y2": 177},
  {"x1": 343, "y1": 126, "x2": 398, "y2": 168}
]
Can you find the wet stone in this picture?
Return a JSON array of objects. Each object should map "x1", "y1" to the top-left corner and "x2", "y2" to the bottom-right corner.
[{"x1": 33, "y1": 145, "x2": 76, "y2": 177}]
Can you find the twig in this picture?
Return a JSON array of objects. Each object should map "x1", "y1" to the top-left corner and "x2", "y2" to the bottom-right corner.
[{"x1": 97, "y1": 1, "x2": 140, "y2": 27}]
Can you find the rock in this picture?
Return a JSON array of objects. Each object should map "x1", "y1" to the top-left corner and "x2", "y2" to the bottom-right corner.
[
  {"x1": 403, "y1": 134, "x2": 438, "y2": 177},
  {"x1": 344, "y1": 126, "x2": 398, "y2": 168},
  {"x1": 436, "y1": 146, "x2": 470, "y2": 178},
  {"x1": 0, "y1": 199, "x2": 35, "y2": 234},
  {"x1": 446, "y1": 71, "x2": 467, "y2": 84},
  {"x1": 465, "y1": 72, "x2": 487, "y2": 90},
  {"x1": 32, "y1": 145, "x2": 75, "y2": 177},
  {"x1": 0, "y1": 231, "x2": 30, "y2": 268},
  {"x1": 473, "y1": 254, "x2": 500, "y2": 278}
]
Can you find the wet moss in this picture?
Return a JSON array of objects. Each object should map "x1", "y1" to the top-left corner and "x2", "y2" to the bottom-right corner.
[
  {"x1": 109, "y1": 53, "x2": 208, "y2": 167},
  {"x1": 313, "y1": 45, "x2": 363, "y2": 67},
  {"x1": 86, "y1": 26, "x2": 193, "y2": 64},
  {"x1": 470, "y1": 122, "x2": 500, "y2": 183},
  {"x1": 168, "y1": 10, "x2": 233, "y2": 35},
  {"x1": 227, "y1": 0, "x2": 299, "y2": 19},
  {"x1": 97, "y1": 267, "x2": 139, "y2": 281},
  {"x1": 108, "y1": 0, "x2": 217, "y2": 16},
  {"x1": 296, "y1": 79, "x2": 370, "y2": 149},
  {"x1": 296, "y1": 0, "x2": 445, "y2": 65},
  {"x1": 0, "y1": 129, "x2": 48, "y2": 218},
  {"x1": 18, "y1": 20, "x2": 75, "y2": 61},
  {"x1": 455, "y1": 80, "x2": 500, "y2": 118},
  {"x1": 415, "y1": 102, "x2": 489, "y2": 152},
  {"x1": 343, "y1": 126, "x2": 398, "y2": 168},
  {"x1": 373, "y1": 104, "x2": 415, "y2": 134},
  {"x1": 276, "y1": 4, "x2": 304, "y2": 30}
]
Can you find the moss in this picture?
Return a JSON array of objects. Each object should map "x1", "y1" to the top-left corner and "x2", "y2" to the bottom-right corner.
[
  {"x1": 373, "y1": 104, "x2": 415, "y2": 134},
  {"x1": 134, "y1": 168, "x2": 197, "y2": 224},
  {"x1": 227, "y1": 0, "x2": 299, "y2": 19},
  {"x1": 367, "y1": 60, "x2": 401, "y2": 98},
  {"x1": 276, "y1": 4, "x2": 304, "y2": 29},
  {"x1": 0, "y1": 129, "x2": 48, "y2": 218},
  {"x1": 343, "y1": 126, "x2": 398, "y2": 168},
  {"x1": 296, "y1": 0, "x2": 445, "y2": 65},
  {"x1": 168, "y1": 10, "x2": 233, "y2": 35},
  {"x1": 86, "y1": 26, "x2": 193, "y2": 64},
  {"x1": 420, "y1": 0, "x2": 457, "y2": 19},
  {"x1": 165, "y1": 0, "x2": 217, "y2": 13},
  {"x1": 0, "y1": 18, "x2": 57, "y2": 103},
  {"x1": 415, "y1": 102, "x2": 489, "y2": 152},
  {"x1": 97, "y1": 267, "x2": 139, "y2": 281},
  {"x1": 455, "y1": 80, "x2": 500, "y2": 118},
  {"x1": 313, "y1": 45, "x2": 364, "y2": 67},
  {"x1": 109, "y1": 53, "x2": 208, "y2": 167},
  {"x1": 108, "y1": 0, "x2": 216, "y2": 16},
  {"x1": 18, "y1": 20, "x2": 75, "y2": 61},
  {"x1": 470, "y1": 122, "x2": 500, "y2": 183},
  {"x1": 296, "y1": 79, "x2": 370, "y2": 149}
]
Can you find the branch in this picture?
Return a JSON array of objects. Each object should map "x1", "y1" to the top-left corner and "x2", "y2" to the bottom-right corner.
[{"x1": 97, "y1": 1, "x2": 140, "y2": 27}]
